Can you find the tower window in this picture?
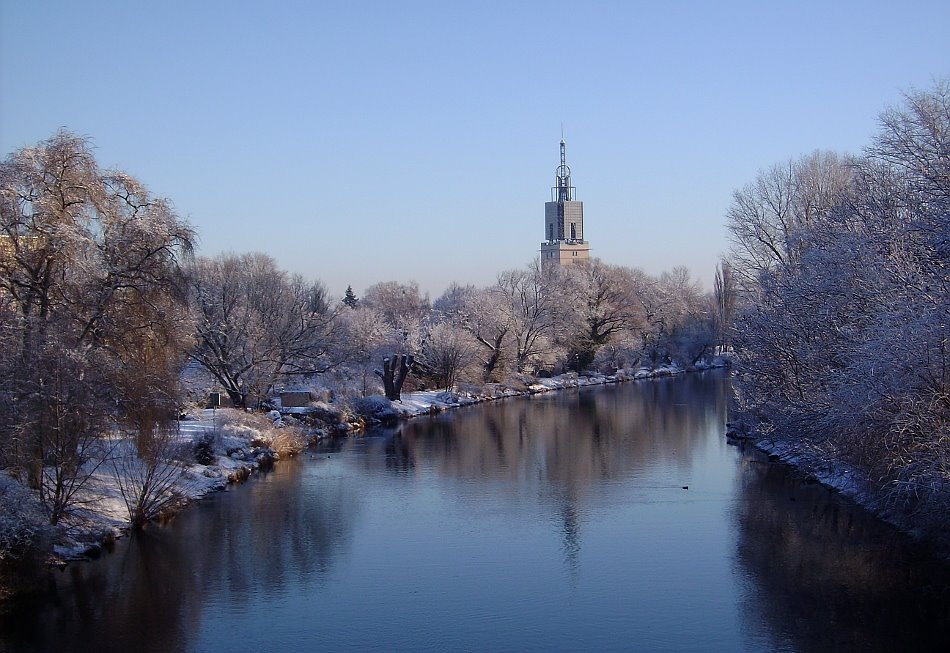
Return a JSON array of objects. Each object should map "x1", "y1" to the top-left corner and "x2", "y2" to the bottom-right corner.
[{"x1": 570, "y1": 223, "x2": 576, "y2": 240}]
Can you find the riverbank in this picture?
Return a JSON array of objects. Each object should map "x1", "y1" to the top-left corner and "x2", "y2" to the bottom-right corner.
[
  {"x1": 357, "y1": 363, "x2": 701, "y2": 422},
  {"x1": 1, "y1": 362, "x2": 723, "y2": 600},
  {"x1": 727, "y1": 425, "x2": 950, "y2": 558},
  {"x1": 17, "y1": 367, "x2": 948, "y2": 653}
]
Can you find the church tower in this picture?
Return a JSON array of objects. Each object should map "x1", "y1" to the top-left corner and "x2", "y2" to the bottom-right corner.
[{"x1": 540, "y1": 138, "x2": 590, "y2": 265}]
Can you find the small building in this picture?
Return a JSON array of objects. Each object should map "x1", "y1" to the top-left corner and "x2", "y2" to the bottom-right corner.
[{"x1": 279, "y1": 389, "x2": 313, "y2": 408}]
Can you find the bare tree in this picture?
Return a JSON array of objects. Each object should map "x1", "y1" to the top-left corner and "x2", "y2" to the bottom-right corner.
[
  {"x1": 188, "y1": 253, "x2": 339, "y2": 408},
  {"x1": 558, "y1": 259, "x2": 645, "y2": 370},
  {"x1": 18, "y1": 347, "x2": 113, "y2": 525},
  {"x1": 726, "y1": 151, "x2": 852, "y2": 289},
  {"x1": 496, "y1": 262, "x2": 556, "y2": 373},
  {"x1": 361, "y1": 280, "x2": 430, "y2": 349},
  {"x1": 376, "y1": 354, "x2": 414, "y2": 401},
  {"x1": 420, "y1": 322, "x2": 478, "y2": 390},
  {"x1": 337, "y1": 305, "x2": 392, "y2": 396},
  {"x1": 436, "y1": 284, "x2": 512, "y2": 381},
  {"x1": 111, "y1": 426, "x2": 185, "y2": 528},
  {"x1": 871, "y1": 78, "x2": 950, "y2": 204}
]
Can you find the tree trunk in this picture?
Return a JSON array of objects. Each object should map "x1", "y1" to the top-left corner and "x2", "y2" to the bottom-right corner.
[{"x1": 376, "y1": 354, "x2": 413, "y2": 400}]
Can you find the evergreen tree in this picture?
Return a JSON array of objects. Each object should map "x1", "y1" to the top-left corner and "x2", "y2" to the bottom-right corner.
[{"x1": 343, "y1": 285, "x2": 360, "y2": 308}]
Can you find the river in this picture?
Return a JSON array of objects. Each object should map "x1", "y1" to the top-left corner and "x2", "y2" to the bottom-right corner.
[{"x1": 2, "y1": 371, "x2": 949, "y2": 652}]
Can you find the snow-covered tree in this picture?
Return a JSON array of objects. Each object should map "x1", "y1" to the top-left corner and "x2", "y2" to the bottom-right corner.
[
  {"x1": 188, "y1": 252, "x2": 338, "y2": 408},
  {"x1": 730, "y1": 78, "x2": 950, "y2": 530},
  {"x1": 0, "y1": 130, "x2": 194, "y2": 523}
]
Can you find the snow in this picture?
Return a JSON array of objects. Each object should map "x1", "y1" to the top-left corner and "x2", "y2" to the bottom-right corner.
[
  {"x1": 42, "y1": 408, "x2": 304, "y2": 562},
  {"x1": 24, "y1": 363, "x2": 726, "y2": 563},
  {"x1": 386, "y1": 365, "x2": 695, "y2": 417}
]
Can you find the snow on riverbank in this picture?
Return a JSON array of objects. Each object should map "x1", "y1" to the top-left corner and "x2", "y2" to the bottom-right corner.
[
  {"x1": 732, "y1": 429, "x2": 937, "y2": 549},
  {"x1": 47, "y1": 408, "x2": 307, "y2": 562},
  {"x1": 387, "y1": 365, "x2": 691, "y2": 418},
  {"x1": 35, "y1": 363, "x2": 722, "y2": 564}
]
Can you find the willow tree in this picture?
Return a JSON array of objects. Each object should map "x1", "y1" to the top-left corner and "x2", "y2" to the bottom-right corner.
[{"x1": 0, "y1": 130, "x2": 194, "y2": 523}]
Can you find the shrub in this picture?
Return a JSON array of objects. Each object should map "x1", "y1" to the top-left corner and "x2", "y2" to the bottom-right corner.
[
  {"x1": 352, "y1": 395, "x2": 398, "y2": 422},
  {"x1": 269, "y1": 429, "x2": 306, "y2": 458},
  {"x1": 193, "y1": 433, "x2": 216, "y2": 465},
  {"x1": 0, "y1": 473, "x2": 52, "y2": 599}
]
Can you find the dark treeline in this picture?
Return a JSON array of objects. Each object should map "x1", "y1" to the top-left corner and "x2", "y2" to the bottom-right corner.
[{"x1": 727, "y1": 78, "x2": 950, "y2": 539}]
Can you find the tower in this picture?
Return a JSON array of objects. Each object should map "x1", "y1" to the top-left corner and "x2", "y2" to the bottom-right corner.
[{"x1": 540, "y1": 138, "x2": 590, "y2": 266}]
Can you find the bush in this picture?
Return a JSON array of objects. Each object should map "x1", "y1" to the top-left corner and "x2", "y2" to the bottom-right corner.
[
  {"x1": 220, "y1": 409, "x2": 306, "y2": 456},
  {"x1": 193, "y1": 433, "x2": 216, "y2": 465},
  {"x1": 268, "y1": 429, "x2": 306, "y2": 458},
  {"x1": 352, "y1": 395, "x2": 398, "y2": 422},
  {"x1": 0, "y1": 473, "x2": 52, "y2": 599}
]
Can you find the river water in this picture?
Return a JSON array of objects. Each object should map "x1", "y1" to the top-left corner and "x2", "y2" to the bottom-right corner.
[{"x1": 2, "y1": 371, "x2": 950, "y2": 652}]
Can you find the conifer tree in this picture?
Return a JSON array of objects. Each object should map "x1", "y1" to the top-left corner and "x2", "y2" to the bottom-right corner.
[{"x1": 343, "y1": 285, "x2": 360, "y2": 308}]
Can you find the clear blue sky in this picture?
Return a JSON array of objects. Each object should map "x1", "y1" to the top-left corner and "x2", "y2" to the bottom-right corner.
[{"x1": 2, "y1": 1, "x2": 948, "y2": 298}]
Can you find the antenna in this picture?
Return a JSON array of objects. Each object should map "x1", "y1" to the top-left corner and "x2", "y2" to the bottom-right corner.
[{"x1": 553, "y1": 136, "x2": 574, "y2": 202}]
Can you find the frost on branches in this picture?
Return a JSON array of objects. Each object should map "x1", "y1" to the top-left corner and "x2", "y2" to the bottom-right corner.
[
  {"x1": 728, "y1": 78, "x2": 950, "y2": 538},
  {"x1": 0, "y1": 130, "x2": 194, "y2": 527}
]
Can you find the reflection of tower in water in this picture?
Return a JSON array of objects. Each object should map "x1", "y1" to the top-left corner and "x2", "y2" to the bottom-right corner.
[{"x1": 560, "y1": 492, "x2": 581, "y2": 582}]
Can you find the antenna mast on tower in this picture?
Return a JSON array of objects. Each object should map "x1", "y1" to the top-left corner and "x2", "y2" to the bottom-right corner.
[{"x1": 553, "y1": 137, "x2": 574, "y2": 202}]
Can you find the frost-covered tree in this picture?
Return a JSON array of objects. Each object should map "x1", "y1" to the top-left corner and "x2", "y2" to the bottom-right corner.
[
  {"x1": 336, "y1": 305, "x2": 396, "y2": 397},
  {"x1": 420, "y1": 322, "x2": 478, "y2": 390},
  {"x1": 496, "y1": 262, "x2": 557, "y2": 373},
  {"x1": 557, "y1": 259, "x2": 646, "y2": 371},
  {"x1": 435, "y1": 283, "x2": 512, "y2": 382},
  {"x1": 730, "y1": 78, "x2": 950, "y2": 532},
  {"x1": 358, "y1": 280, "x2": 432, "y2": 396},
  {"x1": 188, "y1": 253, "x2": 338, "y2": 408},
  {"x1": 0, "y1": 130, "x2": 194, "y2": 523},
  {"x1": 361, "y1": 280, "x2": 430, "y2": 350},
  {"x1": 726, "y1": 150, "x2": 852, "y2": 289}
]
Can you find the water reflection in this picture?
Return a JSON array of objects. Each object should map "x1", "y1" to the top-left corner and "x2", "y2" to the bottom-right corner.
[
  {"x1": 333, "y1": 374, "x2": 728, "y2": 588},
  {"x1": 1, "y1": 460, "x2": 361, "y2": 653},
  {"x1": 734, "y1": 448, "x2": 950, "y2": 651},
  {"x1": 368, "y1": 373, "x2": 727, "y2": 487},
  {"x1": 4, "y1": 372, "x2": 950, "y2": 652}
]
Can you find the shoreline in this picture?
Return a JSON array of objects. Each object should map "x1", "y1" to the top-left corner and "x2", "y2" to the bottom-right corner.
[
  {"x1": 2, "y1": 363, "x2": 724, "y2": 600},
  {"x1": 379, "y1": 363, "x2": 703, "y2": 421},
  {"x1": 66, "y1": 365, "x2": 721, "y2": 556},
  {"x1": 727, "y1": 427, "x2": 950, "y2": 560}
]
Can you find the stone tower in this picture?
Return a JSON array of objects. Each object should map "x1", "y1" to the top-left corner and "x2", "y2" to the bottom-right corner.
[{"x1": 540, "y1": 139, "x2": 590, "y2": 265}]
